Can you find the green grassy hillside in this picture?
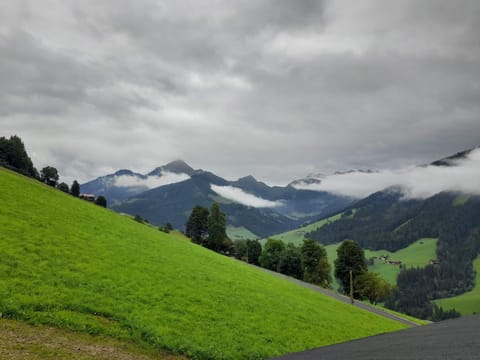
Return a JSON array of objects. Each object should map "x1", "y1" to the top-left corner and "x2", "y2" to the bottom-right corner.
[
  {"x1": 226, "y1": 226, "x2": 259, "y2": 241},
  {"x1": 435, "y1": 256, "x2": 480, "y2": 315},
  {"x1": 364, "y1": 238, "x2": 438, "y2": 284},
  {"x1": 324, "y1": 238, "x2": 437, "y2": 285},
  {"x1": 262, "y1": 213, "x2": 344, "y2": 245},
  {"x1": 0, "y1": 168, "x2": 407, "y2": 359}
]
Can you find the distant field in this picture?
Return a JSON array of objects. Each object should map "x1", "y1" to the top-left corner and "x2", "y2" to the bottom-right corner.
[
  {"x1": 263, "y1": 213, "x2": 344, "y2": 245},
  {"x1": 324, "y1": 238, "x2": 438, "y2": 285},
  {"x1": 0, "y1": 168, "x2": 407, "y2": 360},
  {"x1": 435, "y1": 257, "x2": 480, "y2": 315},
  {"x1": 452, "y1": 194, "x2": 470, "y2": 207},
  {"x1": 365, "y1": 238, "x2": 438, "y2": 284},
  {"x1": 226, "y1": 226, "x2": 259, "y2": 241}
]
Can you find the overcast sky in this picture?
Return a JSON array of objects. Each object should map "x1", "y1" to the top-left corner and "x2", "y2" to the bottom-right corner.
[{"x1": 1, "y1": 0, "x2": 479, "y2": 185}]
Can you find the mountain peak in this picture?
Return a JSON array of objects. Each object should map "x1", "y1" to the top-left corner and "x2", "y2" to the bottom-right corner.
[
  {"x1": 113, "y1": 169, "x2": 135, "y2": 176},
  {"x1": 148, "y1": 160, "x2": 195, "y2": 176},
  {"x1": 430, "y1": 148, "x2": 477, "y2": 167},
  {"x1": 237, "y1": 175, "x2": 258, "y2": 183}
]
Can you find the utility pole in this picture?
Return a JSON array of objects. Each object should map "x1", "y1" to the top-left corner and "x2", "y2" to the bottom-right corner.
[{"x1": 349, "y1": 270, "x2": 354, "y2": 305}]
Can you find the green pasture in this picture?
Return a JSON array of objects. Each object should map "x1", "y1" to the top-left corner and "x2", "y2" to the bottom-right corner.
[
  {"x1": 263, "y1": 213, "x2": 344, "y2": 245},
  {"x1": 324, "y1": 238, "x2": 438, "y2": 285},
  {"x1": 226, "y1": 226, "x2": 259, "y2": 241}
]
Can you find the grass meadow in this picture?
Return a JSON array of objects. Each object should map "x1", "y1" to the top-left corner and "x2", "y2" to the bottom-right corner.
[
  {"x1": 226, "y1": 226, "x2": 259, "y2": 241},
  {"x1": 324, "y1": 238, "x2": 438, "y2": 285},
  {"x1": 0, "y1": 168, "x2": 407, "y2": 359},
  {"x1": 261, "y1": 213, "x2": 343, "y2": 245}
]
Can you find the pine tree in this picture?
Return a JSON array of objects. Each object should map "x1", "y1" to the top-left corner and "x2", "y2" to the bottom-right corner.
[
  {"x1": 0, "y1": 135, "x2": 38, "y2": 178},
  {"x1": 71, "y1": 180, "x2": 80, "y2": 197},
  {"x1": 206, "y1": 203, "x2": 230, "y2": 252},
  {"x1": 185, "y1": 205, "x2": 209, "y2": 245}
]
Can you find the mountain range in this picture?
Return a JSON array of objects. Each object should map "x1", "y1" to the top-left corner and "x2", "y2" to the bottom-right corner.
[
  {"x1": 81, "y1": 161, "x2": 353, "y2": 238},
  {"x1": 80, "y1": 160, "x2": 195, "y2": 205},
  {"x1": 299, "y1": 148, "x2": 480, "y2": 318},
  {"x1": 81, "y1": 147, "x2": 479, "y2": 239}
]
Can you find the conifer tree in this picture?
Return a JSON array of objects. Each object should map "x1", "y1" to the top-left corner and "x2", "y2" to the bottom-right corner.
[
  {"x1": 206, "y1": 203, "x2": 230, "y2": 252},
  {"x1": 0, "y1": 135, "x2": 38, "y2": 178},
  {"x1": 71, "y1": 180, "x2": 80, "y2": 197},
  {"x1": 185, "y1": 205, "x2": 209, "y2": 245}
]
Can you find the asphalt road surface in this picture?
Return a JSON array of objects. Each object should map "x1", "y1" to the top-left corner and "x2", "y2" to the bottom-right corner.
[
  {"x1": 274, "y1": 315, "x2": 480, "y2": 360},
  {"x1": 252, "y1": 264, "x2": 419, "y2": 327}
]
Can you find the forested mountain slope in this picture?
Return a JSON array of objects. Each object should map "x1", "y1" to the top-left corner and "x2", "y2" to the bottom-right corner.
[
  {"x1": 112, "y1": 169, "x2": 352, "y2": 237},
  {"x1": 307, "y1": 190, "x2": 480, "y2": 319}
]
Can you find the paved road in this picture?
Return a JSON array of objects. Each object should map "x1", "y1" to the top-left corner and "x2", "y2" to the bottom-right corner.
[
  {"x1": 273, "y1": 315, "x2": 480, "y2": 360},
  {"x1": 252, "y1": 264, "x2": 419, "y2": 327}
]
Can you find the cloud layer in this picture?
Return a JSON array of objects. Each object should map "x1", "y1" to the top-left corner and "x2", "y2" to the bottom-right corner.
[
  {"x1": 211, "y1": 185, "x2": 283, "y2": 208},
  {"x1": 114, "y1": 171, "x2": 189, "y2": 189},
  {"x1": 294, "y1": 149, "x2": 480, "y2": 199},
  {"x1": 1, "y1": 1, "x2": 479, "y2": 185}
]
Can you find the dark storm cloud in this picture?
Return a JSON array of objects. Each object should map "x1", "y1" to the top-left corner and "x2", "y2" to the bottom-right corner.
[{"x1": 0, "y1": 0, "x2": 479, "y2": 185}]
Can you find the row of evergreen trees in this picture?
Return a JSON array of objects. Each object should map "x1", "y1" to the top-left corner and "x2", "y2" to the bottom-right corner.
[
  {"x1": 0, "y1": 135, "x2": 106, "y2": 207},
  {"x1": 0, "y1": 135, "x2": 38, "y2": 178},
  {"x1": 185, "y1": 204, "x2": 393, "y2": 305},
  {"x1": 236, "y1": 238, "x2": 393, "y2": 304},
  {"x1": 257, "y1": 238, "x2": 333, "y2": 287},
  {"x1": 0, "y1": 135, "x2": 70, "y2": 188},
  {"x1": 185, "y1": 203, "x2": 233, "y2": 253}
]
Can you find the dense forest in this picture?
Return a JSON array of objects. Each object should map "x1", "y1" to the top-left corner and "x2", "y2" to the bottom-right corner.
[{"x1": 307, "y1": 189, "x2": 480, "y2": 320}]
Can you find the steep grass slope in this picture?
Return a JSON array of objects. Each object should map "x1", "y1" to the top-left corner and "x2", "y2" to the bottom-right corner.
[{"x1": 0, "y1": 168, "x2": 406, "y2": 359}]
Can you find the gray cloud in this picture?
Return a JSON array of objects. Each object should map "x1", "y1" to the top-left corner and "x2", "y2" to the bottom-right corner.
[
  {"x1": 0, "y1": 0, "x2": 479, "y2": 186},
  {"x1": 211, "y1": 185, "x2": 283, "y2": 208},
  {"x1": 294, "y1": 149, "x2": 480, "y2": 199},
  {"x1": 114, "y1": 171, "x2": 190, "y2": 189}
]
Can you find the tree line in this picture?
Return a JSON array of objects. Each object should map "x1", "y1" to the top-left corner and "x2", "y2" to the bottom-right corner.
[
  {"x1": 185, "y1": 204, "x2": 393, "y2": 304},
  {"x1": 0, "y1": 135, "x2": 106, "y2": 207}
]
